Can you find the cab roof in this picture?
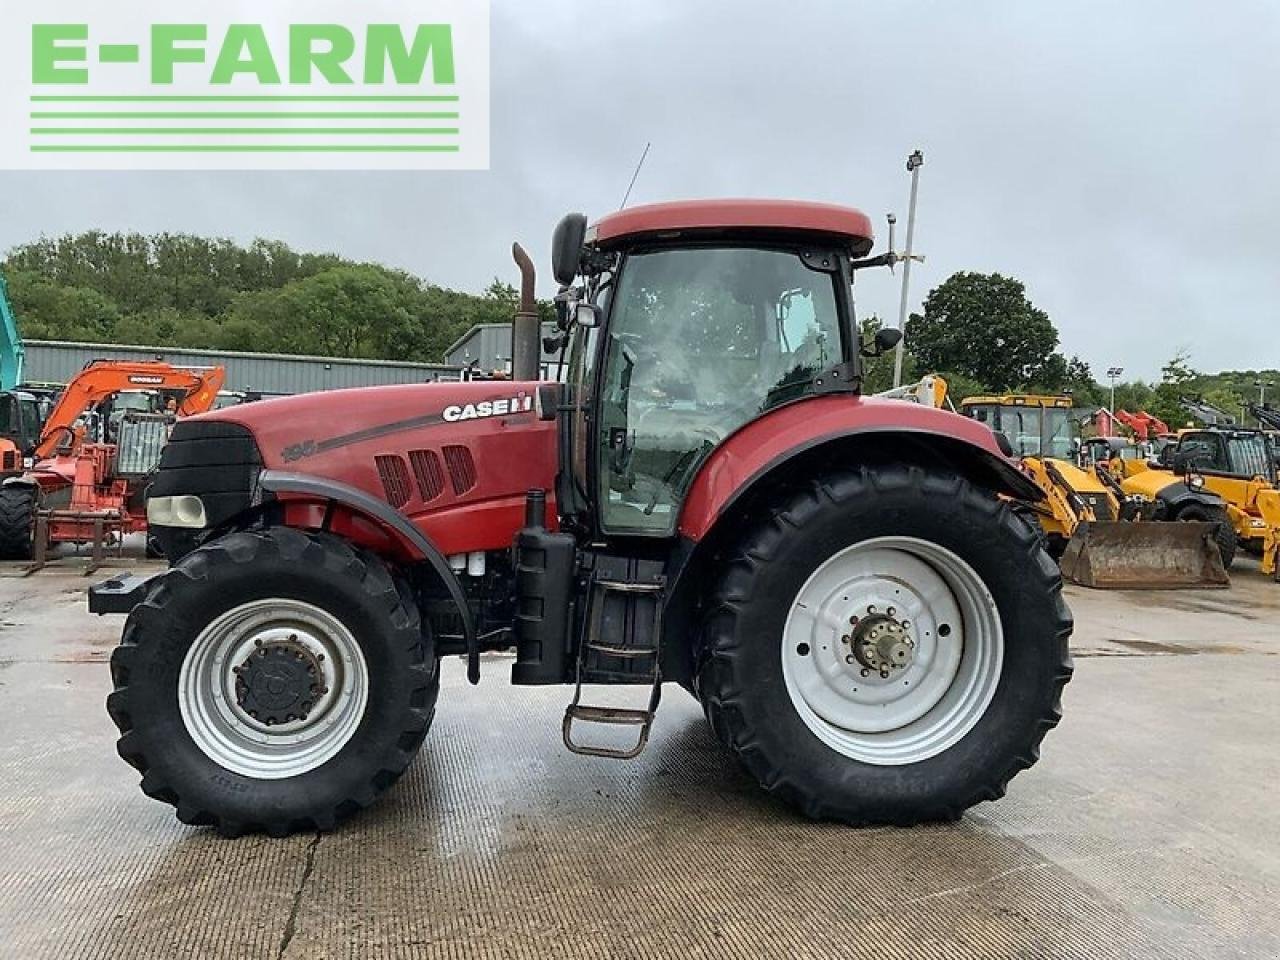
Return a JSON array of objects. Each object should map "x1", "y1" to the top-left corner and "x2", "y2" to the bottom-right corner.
[{"x1": 589, "y1": 199, "x2": 875, "y2": 255}]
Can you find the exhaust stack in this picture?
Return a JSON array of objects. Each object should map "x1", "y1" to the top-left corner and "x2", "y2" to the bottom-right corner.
[{"x1": 511, "y1": 243, "x2": 540, "y2": 381}]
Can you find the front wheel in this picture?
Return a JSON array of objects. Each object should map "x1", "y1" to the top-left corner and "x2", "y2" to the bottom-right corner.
[
  {"x1": 1175, "y1": 504, "x2": 1237, "y2": 570},
  {"x1": 696, "y1": 466, "x2": 1073, "y2": 825},
  {"x1": 107, "y1": 527, "x2": 438, "y2": 837},
  {"x1": 0, "y1": 485, "x2": 35, "y2": 561}
]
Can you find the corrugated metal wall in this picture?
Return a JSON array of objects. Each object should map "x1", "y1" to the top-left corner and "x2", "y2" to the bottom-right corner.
[
  {"x1": 445, "y1": 323, "x2": 561, "y2": 372},
  {"x1": 23, "y1": 340, "x2": 463, "y2": 394}
]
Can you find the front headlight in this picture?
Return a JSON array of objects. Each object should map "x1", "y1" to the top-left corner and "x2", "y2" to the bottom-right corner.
[
  {"x1": 147, "y1": 495, "x2": 207, "y2": 529},
  {"x1": 1188, "y1": 475, "x2": 1205, "y2": 490}
]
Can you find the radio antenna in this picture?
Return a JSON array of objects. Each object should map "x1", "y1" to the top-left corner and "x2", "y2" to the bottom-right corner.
[{"x1": 619, "y1": 142, "x2": 651, "y2": 210}]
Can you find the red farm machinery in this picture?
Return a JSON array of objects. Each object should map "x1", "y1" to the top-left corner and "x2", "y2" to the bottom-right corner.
[
  {"x1": 90, "y1": 200, "x2": 1073, "y2": 837},
  {"x1": 0, "y1": 360, "x2": 224, "y2": 566}
]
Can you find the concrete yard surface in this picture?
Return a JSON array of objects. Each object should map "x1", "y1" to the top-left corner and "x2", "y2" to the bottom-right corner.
[{"x1": 1, "y1": 558, "x2": 1278, "y2": 958}]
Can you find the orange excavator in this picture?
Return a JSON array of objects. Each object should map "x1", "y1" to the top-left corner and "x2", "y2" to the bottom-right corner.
[{"x1": 0, "y1": 360, "x2": 224, "y2": 563}]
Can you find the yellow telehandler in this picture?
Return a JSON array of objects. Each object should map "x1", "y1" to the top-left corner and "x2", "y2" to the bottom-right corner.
[
  {"x1": 1127, "y1": 427, "x2": 1279, "y2": 581},
  {"x1": 959, "y1": 395, "x2": 1229, "y2": 588}
]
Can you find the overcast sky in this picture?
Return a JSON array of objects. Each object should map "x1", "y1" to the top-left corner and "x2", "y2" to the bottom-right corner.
[{"x1": 2, "y1": 0, "x2": 1276, "y2": 381}]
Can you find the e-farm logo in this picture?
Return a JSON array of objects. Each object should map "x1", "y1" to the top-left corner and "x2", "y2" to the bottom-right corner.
[{"x1": 0, "y1": 1, "x2": 489, "y2": 170}]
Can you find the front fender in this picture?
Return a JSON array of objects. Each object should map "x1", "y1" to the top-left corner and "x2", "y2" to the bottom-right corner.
[
  {"x1": 677, "y1": 394, "x2": 1037, "y2": 541},
  {"x1": 259, "y1": 471, "x2": 478, "y2": 679}
]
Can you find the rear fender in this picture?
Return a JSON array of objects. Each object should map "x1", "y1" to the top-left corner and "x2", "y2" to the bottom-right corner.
[
  {"x1": 661, "y1": 400, "x2": 1040, "y2": 687},
  {"x1": 679, "y1": 396, "x2": 1039, "y2": 542}
]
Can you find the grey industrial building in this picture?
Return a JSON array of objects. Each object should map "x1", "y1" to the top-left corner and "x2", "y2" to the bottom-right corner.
[
  {"x1": 24, "y1": 340, "x2": 462, "y2": 395},
  {"x1": 445, "y1": 323, "x2": 564, "y2": 377}
]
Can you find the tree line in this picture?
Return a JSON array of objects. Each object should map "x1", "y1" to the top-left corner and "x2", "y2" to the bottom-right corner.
[
  {"x1": 3, "y1": 231, "x2": 1273, "y2": 428},
  {"x1": 865, "y1": 271, "x2": 1277, "y2": 430},
  {"x1": 1, "y1": 231, "x2": 549, "y2": 365}
]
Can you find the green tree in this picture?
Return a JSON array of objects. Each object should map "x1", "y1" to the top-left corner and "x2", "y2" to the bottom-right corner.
[
  {"x1": 1148, "y1": 351, "x2": 1198, "y2": 428},
  {"x1": 905, "y1": 272, "x2": 1059, "y2": 391}
]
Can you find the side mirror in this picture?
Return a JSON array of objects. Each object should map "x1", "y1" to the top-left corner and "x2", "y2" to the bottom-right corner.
[
  {"x1": 1171, "y1": 451, "x2": 1193, "y2": 476},
  {"x1": 861, "y1": 326, "x2": 902, "y2": 357},
  {"x1": 552, "y1": 213, "x2": 588, "y2": 286},
  {"x1": 992, "y1": 429, "x2": 1015, "y2": 458},
  {"x1": 575, "y1": 303, "x2": 601, "y2": 328}
]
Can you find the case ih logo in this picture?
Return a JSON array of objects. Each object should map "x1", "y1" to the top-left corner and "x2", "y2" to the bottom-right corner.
[
  {"x1": 443, "y1": 395, "x2": 533, "y2": 422},
  {"x1": 0, "y1": 1, "x2": 490, "y2": 170}
]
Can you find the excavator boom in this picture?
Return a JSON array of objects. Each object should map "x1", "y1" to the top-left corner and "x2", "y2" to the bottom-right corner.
[{"x1": 33, "y1": 360, "x2": 225, "y2": 460}]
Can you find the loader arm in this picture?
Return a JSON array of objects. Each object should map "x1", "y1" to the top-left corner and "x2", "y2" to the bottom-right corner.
[{"x1": 33, "y1": 361, "x2": 225, "y2": 460}]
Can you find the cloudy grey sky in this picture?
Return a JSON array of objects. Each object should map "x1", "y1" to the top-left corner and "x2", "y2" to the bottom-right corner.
[{"x1": 2, "y1": 0, "x2": 1276, "y2": 381}]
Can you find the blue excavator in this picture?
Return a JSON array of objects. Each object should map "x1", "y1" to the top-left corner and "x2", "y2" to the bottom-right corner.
[
  {"x1": 0, "y1": 273, "x2": 22, "y2": 391},
  {"x1": 0, "y1": 273, "x2": 45, "y2": 475}
]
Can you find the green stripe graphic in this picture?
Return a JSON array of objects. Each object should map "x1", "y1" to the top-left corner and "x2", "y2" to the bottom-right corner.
[
  {"x1": 31, "y1": 95, "x2": 459, "y2": 103},
  {"x1": 32, "y1": 111, "x2": 459, "y2": 119},
  {"x1": 32, "y1": 128, "x2": 460, "y2": 136},
  {"x1": 31, "y1": 144, "x2": 462, "y2": 153}
]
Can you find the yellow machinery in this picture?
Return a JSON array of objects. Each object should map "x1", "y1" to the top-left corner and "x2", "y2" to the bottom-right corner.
[
  {"x1": 1080, "y1": 435, "x2": 1150, "y2": 479},
  {"x1": 1129, "y1": 427, "x2": 1279, "y2": 581},
  {"x1": 960, "y1": 395, "x2": 1229, "y2": 588}
]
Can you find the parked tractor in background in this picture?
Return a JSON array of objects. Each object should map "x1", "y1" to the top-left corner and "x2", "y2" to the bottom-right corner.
[
  {"x1": 89, "y1": 199, "x2": 1073, "y2": 838},
  {"x1": 0, "y1": 360, "x2": 225, "y2": 562},
  {"x1": 960, "y1": 395, "x2": 1230, "y2": 587}
]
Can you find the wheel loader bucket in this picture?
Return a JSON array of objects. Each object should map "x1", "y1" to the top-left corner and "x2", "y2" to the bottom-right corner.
[{"x1": 1058, "y1": 521, "x2": 1229, "y2": 589}]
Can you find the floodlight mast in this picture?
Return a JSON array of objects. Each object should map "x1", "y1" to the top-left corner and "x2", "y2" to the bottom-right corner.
[{"x1": 892, "y1": 150, "x2": 925, "y2": 389}]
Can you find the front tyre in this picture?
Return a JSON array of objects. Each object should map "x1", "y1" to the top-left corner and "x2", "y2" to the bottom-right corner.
[
  {"x1": 107, "y1": 527, "x2": 438, "y2": 837},
  {"x1": 1175, "y1": 503, "x2": 1237, "y2": 570},
  {"x1": 0, "y1": 485, "x2": 35, "y2": 561},
  {"x1": 697, "y1": 466, "x2": 1073, "y2": 825}
]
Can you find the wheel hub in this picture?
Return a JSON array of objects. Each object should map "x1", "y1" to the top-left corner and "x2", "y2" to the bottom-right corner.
[
  {"x1": 848, "y1": 610, "x2": 915, "y2": 677},
  {"x1": 233, "y1": 637, "x2": 327, "y2": 726},
  {"x1": 781, "y1": 537, "x2": 1004, "y2": 765}
]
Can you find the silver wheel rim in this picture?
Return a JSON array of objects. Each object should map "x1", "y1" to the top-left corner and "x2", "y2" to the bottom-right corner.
[
  {"x1": 781, "y1": 536, "x2": 1003, "y2": 766},
  {"x1": 179, "y1": 599, "x2": 369, "y2": 779}
]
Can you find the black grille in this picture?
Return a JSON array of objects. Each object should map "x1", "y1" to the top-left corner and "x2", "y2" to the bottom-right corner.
[
  {"x1": 442, "y1": 445, "x2": 477, "y2": 495},
  {"x1": 409, "y1": 449, "x2": 445, "y2": 501},
  {"x1": 375, "y1": 454, "x2": 412, "y2": 508},
  {"x1": 150, "y1": 420, "x2": 262, "y2": 561}
]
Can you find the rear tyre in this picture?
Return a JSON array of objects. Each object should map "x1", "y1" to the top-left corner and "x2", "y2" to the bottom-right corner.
[
  {"x1": 1176, "y1": 504, "x2": 1236, "y2": 570},
  {"x1": 107, "y1": 527, "x2": 438, "y2": 837},
  {"x1": 0, "y1": 486, "x2": 35, "y2": 561},
  {"x1": 696, "y1": 466, "x2": 1073, "y2": 825}
]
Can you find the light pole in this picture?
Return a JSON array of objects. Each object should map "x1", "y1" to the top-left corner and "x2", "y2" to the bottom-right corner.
[
  {"x1": 892, "y1": 150, "x2": 924, "y2": 389},
  {"x1": 1107, "y1": 366, "x2": 1124, "y2": 417}
]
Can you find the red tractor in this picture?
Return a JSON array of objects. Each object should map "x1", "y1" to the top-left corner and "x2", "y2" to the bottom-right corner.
[{"x1": 91, "y1": 200, "x2": 1072, "y2": 837}]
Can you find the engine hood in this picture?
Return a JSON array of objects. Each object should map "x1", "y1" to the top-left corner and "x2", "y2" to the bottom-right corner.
[{"x1": 195, "y1": 380, "x2": 547, "y2": 469}]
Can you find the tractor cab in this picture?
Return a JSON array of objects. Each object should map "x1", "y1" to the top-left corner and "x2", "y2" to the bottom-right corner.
[
  {"x1": 550, "y1": 200, "x2": 884, "y2": 538},
  {"x1": 0, "y1": 390, "x2": 43, "y2": 474},
  {"x1": 960, "y1": 395, "x2": 1076, "y2": 460}
]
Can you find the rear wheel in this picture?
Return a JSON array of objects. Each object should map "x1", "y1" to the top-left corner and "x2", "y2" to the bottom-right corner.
[
  {"x1": 1176, "y1": 504, "x2": 1236, "y2": 570},
  {"x1": 0, "y1": 486, "x2": 35, "y2": 561},
  {"x1": 696, "y1": 466, "x2": 1073, "y2": 825},
  {"x1": 107, "y1": 527, "x2": 438, "y2": 837}
]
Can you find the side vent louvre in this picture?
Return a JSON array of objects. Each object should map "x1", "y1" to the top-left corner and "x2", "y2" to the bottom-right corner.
[
  {"x1": 374, "y1": 454, "x2": 412, "y2": 508},
  {"x1": 409, "y1": 449, "x2": 445, "y2": 502},
  {"x1": 442, "y1": 445, "x2": 477, "y2": 495}
]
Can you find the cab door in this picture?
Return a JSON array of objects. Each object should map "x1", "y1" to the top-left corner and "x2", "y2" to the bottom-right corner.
[{"x1": 589, "y1": 245, "x2": 847, "y2": 538}]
